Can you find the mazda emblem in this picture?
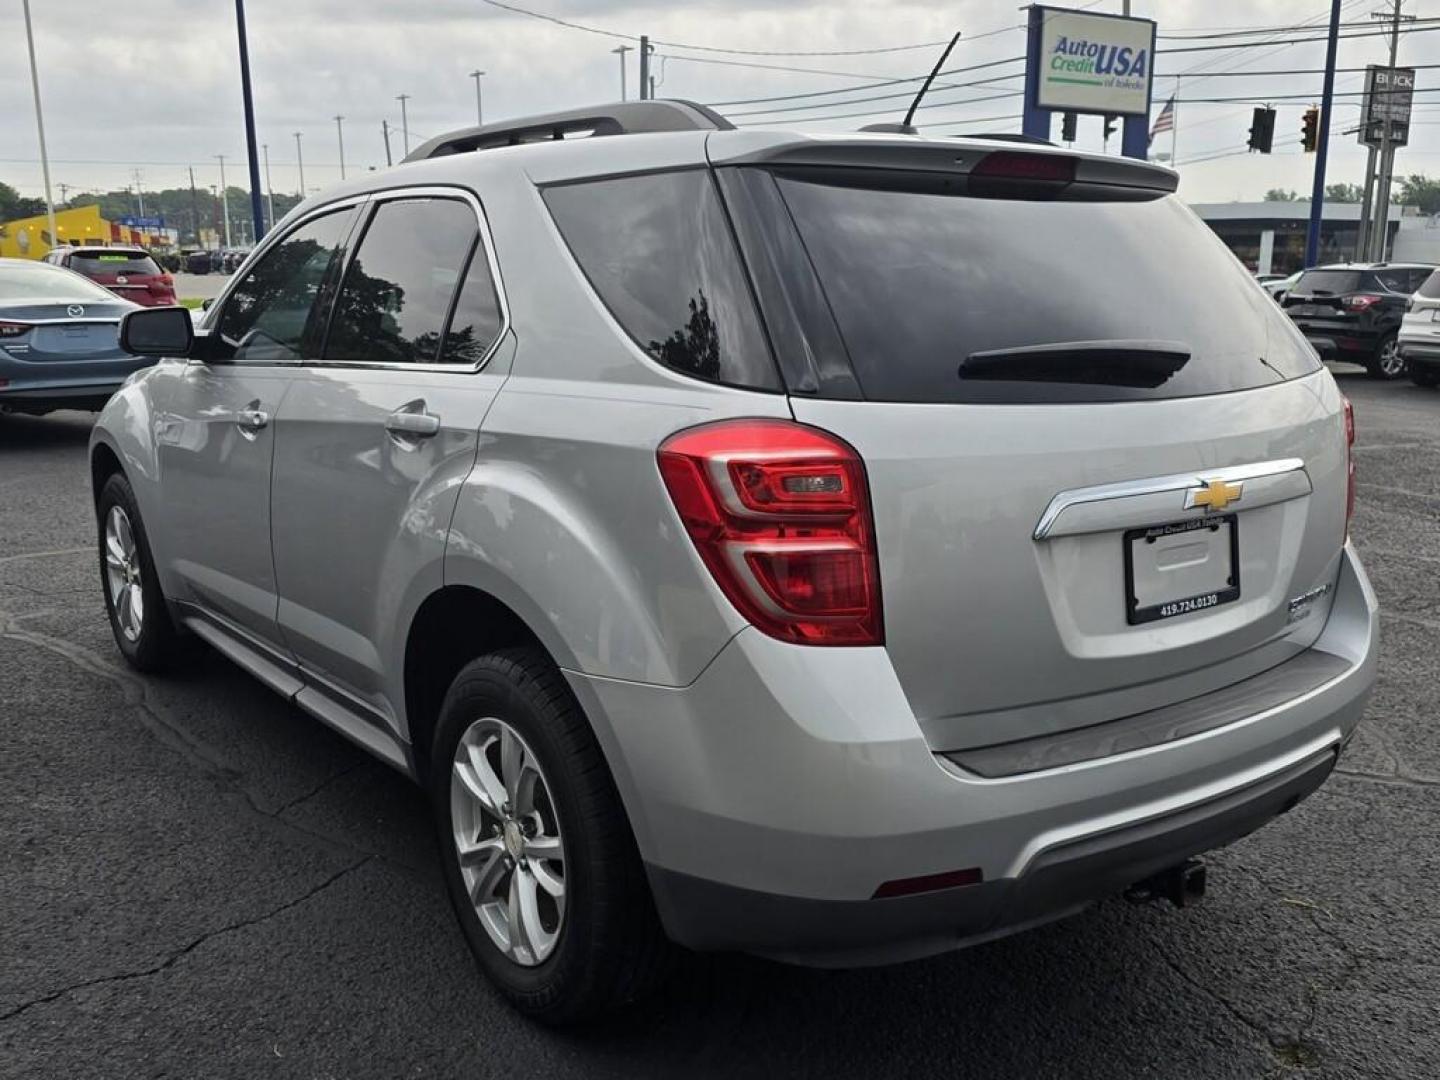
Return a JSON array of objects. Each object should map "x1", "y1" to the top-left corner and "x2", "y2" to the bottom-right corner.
[{"x1": 66, "y1": 305, "x2": 84, "y2": 318}]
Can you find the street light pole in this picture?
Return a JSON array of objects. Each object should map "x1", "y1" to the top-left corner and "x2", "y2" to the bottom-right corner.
[
  {"x1": 216, "y1": 154, "x2": 232, "y2": 248},
  {"x1": 335, "y1": 115, "x2": 346, "y2": 180},
  {"x1": 611, "y1": 45, "x2": 632, "y2": 101},
  {"x1": 469, "y1": 70, "x2": 485, "y2": 125},
  {"x1": 262, "y1": 142, "x2": 276, "y2": 230},
  {"x1": 293, "y1": 131, "x2": 305, "y2": 197},
  {"x1": 396, "y1": 94, "x2": 411, "y2": 155},
  {"x1": 234, "y1": 0, "x2": 267, "y2": 242},
  {"x1": 21, "y1": 0, "x2": 58, "y2": 251}
]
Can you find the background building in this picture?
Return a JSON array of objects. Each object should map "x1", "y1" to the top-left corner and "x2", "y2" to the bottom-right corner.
[
  {"x1": 1191, "y1": 201, "x2": 1440, "y2": 274},
  {"x1": 0, "y1": 204, "x2": 173, "y2": 260}
]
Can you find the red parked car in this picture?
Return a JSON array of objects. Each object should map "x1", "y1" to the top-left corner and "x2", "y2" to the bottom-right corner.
[{"x1": 42, "y1": 246, "x2": 176, "y2": 307}]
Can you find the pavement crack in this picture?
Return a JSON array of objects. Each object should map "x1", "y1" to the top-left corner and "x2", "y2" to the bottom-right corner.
[
  {"x1": 1146, "y1": 933, "x2": 1275, "y2": 1046},
  {"x1": 0, "y1": 606, "x2": 426, "y2": 876},
  {"x1": 272, "y1": 761, "x2": 370, "y2": 817},
  {"x1": 0, "y1": 858, "x2": 371, "y2": 1025}
]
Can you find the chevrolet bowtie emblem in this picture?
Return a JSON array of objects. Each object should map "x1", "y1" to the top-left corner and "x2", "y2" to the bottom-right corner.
[{"x1": 1186, "y1": 478, "x2": 1243, "y2": 512}]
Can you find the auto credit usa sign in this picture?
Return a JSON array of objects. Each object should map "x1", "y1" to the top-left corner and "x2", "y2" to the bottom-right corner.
[{"x1": 1033, "y1": 7, "x2": 1156, "y2": 117}]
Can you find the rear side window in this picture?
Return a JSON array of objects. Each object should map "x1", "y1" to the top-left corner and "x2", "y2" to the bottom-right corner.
[
  {"x1": 70, "y1": 251, "x2": 160, "y2": 276},
  {"x1": 770, "y1": 173, "x2": 1319, "y2": 404},
  {"x1": 1295, "y1": 270, "x2": 1361, "y2": 296},
  {"x1": 543, "y1": 170, "x2": 780, "y2": 391},
  {"x1": 324, "y1": 198, "x2": 479, "y2": 366},
  {"x1": 1372, "y1": 269, "x2": 1413, "y2": 293},
  {"x1": 441, "y1": 245, "x2": 505, "y2": 365},
  {"x1": 1418, "y1": 270, "x2": 1440, "y2": 299}
]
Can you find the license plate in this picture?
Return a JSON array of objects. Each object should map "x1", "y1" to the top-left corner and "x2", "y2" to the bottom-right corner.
[{"x1": 1124, "y1": 515, "x2": 1240, "y2": 626}]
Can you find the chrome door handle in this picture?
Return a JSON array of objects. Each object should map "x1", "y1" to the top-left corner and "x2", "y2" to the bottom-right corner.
[
  {"x1": 385, "y1": 408, "x2": 441, "y2": 438},
  {"x1": 235, "y1": 407, "x2": 270, "y2": 431}
]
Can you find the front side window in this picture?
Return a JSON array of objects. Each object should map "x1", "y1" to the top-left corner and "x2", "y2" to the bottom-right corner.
[
  {"x1": 323, "y1": 198, "x2": 479, "y2": 365},
  {"x1": 543, "y1": 170, "x2": 779, "y2": 391},
  {"x1": 216, "y1": 207, "x2": 356, "y2": 364}
]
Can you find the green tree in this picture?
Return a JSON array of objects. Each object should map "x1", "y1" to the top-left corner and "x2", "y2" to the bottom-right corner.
[
  {"x1": 1397, "y1": 174, "x2": 1440, "y2": 216},
  {"x1": 0, "y1": 181, "x2": 45, "y2": 222},
  {"x1": 1264, "y1": 188, "x2": 1299, "y2": 202},
  {"x1": 1325, "y1": 182, "x2": 1364, "y2": 202}
]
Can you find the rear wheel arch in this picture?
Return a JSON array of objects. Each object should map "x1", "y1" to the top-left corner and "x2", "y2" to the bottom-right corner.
[{"x1": 403, "y1": 585, "x2": 551, "y2": 781}]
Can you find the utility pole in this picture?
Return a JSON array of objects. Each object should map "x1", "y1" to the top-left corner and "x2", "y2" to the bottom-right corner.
[
  {"x1": 1357, "y1": 145, "x2": 1378, "y2": 258},
  {"x1": 57, "y1": 181, "x2": 70, "y2": 207},
  {"x1": 397, "y1": 94, "x2": 410, "y2": 155},
  {"x1": 234, "y1": 0, "x2": 266, "y2": 242},
  {"x1": 262, "y1": 142, "x2": 275, "y2": 230},
  {"x1": 134, "y1": 170, "x2": 146, "y2": 218},
  {"x1": 216, "y1": 154, "x2": 232, "y2": 248},
  {"x1": 21, "y1": 0, "x2": 57, "y2": 250},
  {"x1": 335, "y1": 115, "x2": 346, "y2": 180},
  {"x1": 1303, "y1": 0, "x2": 1343, "y2": 268},
  {"x1": 293, "y1": 132, "x2": 306, "y2": 197},
  {"x1": 188, "y1": 166, "x2": 200, "y2": 246},
  {"x1": 382, "y1": 120, "x2": 393, "y2": 166},
  {"x1": 638, "y1": 36, "x2": 650, "y2": 100},
  {"x1": 612, "y1": 45, "x2": 632, "y2": 101},
  {"x1": 469, "y1": 70, "x2": 485, "y2": 125},
  {"x1": 1369, "y1": 0, "x2": 1413, "y2": 260}
]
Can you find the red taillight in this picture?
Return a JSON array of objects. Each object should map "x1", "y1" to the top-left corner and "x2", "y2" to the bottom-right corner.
[
  {"x1": 0, "y1": 321, "x2": 31, "y2": 338},
  {"x1": 147, "y1": 278, "x2": 174, "y2": 295},
  {"x1": 658, "y1": 419, "x2": 883, "y2": 646},
  {"x1": 1343, "y1": 397, "x2": 1356, "y2": 529},
  {"x1": 1344, "y1": 294, "x2": 1382, "y2": 312},
  {"x1": 971, "y1": 151, "x2": 1076, "y2": 182}
]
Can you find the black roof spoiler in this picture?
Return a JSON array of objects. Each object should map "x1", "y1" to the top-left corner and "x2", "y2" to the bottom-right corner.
[{"x1": 405, "y1": 100, "x2": 733, "y2": 162}]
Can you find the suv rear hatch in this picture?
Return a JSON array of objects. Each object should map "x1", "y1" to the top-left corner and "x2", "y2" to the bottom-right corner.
[
  {"x1": 68, "y1": 250, "x2": 172, "y2": 304},
  {"x1": 713, "y1": 139, "x2": 1350, "y2": 751}
]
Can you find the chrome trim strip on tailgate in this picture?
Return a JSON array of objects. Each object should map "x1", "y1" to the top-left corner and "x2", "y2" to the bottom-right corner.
[{"x1": 1033, "y1": 458, "x2": 1308, "y2": 540}]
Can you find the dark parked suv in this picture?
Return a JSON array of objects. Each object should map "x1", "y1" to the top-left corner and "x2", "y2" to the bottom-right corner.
[{"x1": 1283, "y1": 262, "x2": 1435, "y2": 379}]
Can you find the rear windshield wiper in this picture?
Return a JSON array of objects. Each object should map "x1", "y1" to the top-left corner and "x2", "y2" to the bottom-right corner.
[{"x1": 960, "y1": 340, "x2": 1191, "y2": 389}]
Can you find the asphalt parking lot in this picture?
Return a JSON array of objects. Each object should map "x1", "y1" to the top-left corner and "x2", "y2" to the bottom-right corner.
[{"x1": 1, "y1": 371, "x2": 1436, "y2": 1079}]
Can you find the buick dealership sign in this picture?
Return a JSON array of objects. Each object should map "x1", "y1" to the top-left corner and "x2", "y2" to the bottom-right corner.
[{"x1": 1033, "y1": 7, "x2": 1156, "y2": 117}]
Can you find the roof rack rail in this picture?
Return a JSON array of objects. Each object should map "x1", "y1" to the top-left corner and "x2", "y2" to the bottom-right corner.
[{"x1": 405, "y1": 99, "x2": 733, "y2": 162}]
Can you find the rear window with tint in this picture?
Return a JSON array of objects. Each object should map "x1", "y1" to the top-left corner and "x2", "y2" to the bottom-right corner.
[
  {"x1": 543, "y1": 170, "x2": 780, "y2": 391},
  {"x1": 770, "y1": 173, "x2": 1319, "y2": 404},
  {"x1": 1294, "y1": 270, "x2": 1361, "y2": 296},
  {"x1": 70, "y1": 251, "x2": 160, "y2": 276},
  {"x1": 1418, "y1": 270, "x2": 1440, "y2": 299}
]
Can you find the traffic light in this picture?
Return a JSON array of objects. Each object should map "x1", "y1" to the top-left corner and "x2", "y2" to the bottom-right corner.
[
  {"x1": 1103, "y1": 114, "x2": 1118, "y2": 142},
  {"x1": 1061, "y1": 111, "x2": 1077, "y2": 143},
  {"x1": 1301, "y1": 107, "x2": 1320, "y2": 153},
  {"x1": 1247, "y1": 106, "x2": 1276, "y2": 153}
]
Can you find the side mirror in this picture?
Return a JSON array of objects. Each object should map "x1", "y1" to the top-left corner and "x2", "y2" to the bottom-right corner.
[{"x1": 120, "y1": 305, "x2": 195, "y2": 358}]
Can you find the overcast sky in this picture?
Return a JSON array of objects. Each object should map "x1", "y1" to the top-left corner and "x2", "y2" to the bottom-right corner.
[{"x1": 3, "y1": 0, "x2": 1438, "y2": 207}]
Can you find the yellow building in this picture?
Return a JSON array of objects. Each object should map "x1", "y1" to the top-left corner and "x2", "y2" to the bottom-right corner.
[{"x1": 0, "y1": 204, "x2": 166, "y2": 259}]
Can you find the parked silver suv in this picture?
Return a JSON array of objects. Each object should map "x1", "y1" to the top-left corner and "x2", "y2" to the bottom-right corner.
[{"x1": 92, "y1": 101, "x2": 1378, "y2": 1023}]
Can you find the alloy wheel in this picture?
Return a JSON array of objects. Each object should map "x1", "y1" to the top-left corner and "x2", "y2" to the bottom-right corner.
[
  {"x1": 1378, "y1": 338, "x2": 1406, "y2": 377},
  {"x1": 103, "y1": 505, "x2": 144, "y2": 642},
  {"x1": 450, "y1": 717, "x2": 566, "y2": 966}
]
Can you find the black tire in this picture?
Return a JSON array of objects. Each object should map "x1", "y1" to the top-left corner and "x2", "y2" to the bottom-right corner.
[
  {"x1": 430, "y1": 647, "x2": 672, "y2": 1024},
  {"x1": 97, "y1": 472, "x2": 184, "y2": 672},
  {"x1": 1410, "y1": 364, "x2": 1440, "y2": 389},
  {"x1": 1367, "y1": 334, "x2": 1406, "y2": 380}
]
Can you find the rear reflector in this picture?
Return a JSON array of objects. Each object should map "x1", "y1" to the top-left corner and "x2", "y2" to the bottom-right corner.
[
  {"x1": 1343, "y1": 397, "x2": 1356, "y2": 528},
  {"x1": 873, "y1": 867, "x2": 984, "y2": 899},
  {"x1": 658, "y1": 419, "x2": 883, "y2": 646}
]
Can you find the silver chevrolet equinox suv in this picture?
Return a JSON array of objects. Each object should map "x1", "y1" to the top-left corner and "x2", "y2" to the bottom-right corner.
[{"x1": 92, "y1": 101, "x2": 1378, "y2": 1023}]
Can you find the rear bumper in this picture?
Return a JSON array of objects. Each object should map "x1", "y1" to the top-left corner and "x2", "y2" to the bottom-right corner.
[
  {"x1": 1398, "y1": 339, "x2": 1440, "y2": 365},
  {"x1": 569, "y1": 544, "x2": 1377, "y2": 964}
]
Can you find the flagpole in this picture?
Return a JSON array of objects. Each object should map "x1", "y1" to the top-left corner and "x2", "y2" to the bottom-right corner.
[{"x1": 1172, "y1": 77, "x2": 1180, "y2": 165}]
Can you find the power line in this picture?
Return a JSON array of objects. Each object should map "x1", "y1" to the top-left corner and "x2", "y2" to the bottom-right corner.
[
  {"x1": 705, "y1": 55, "x2": 1023, "y2": 106},
  {"x1": 476, "y1": 0, "x2": 952, "y2": 56}
]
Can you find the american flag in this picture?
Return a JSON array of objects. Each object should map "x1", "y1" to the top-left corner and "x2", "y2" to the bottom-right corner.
[{"x1": 1149, "y1": 96, "x2": 1176, "y2": 145}]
